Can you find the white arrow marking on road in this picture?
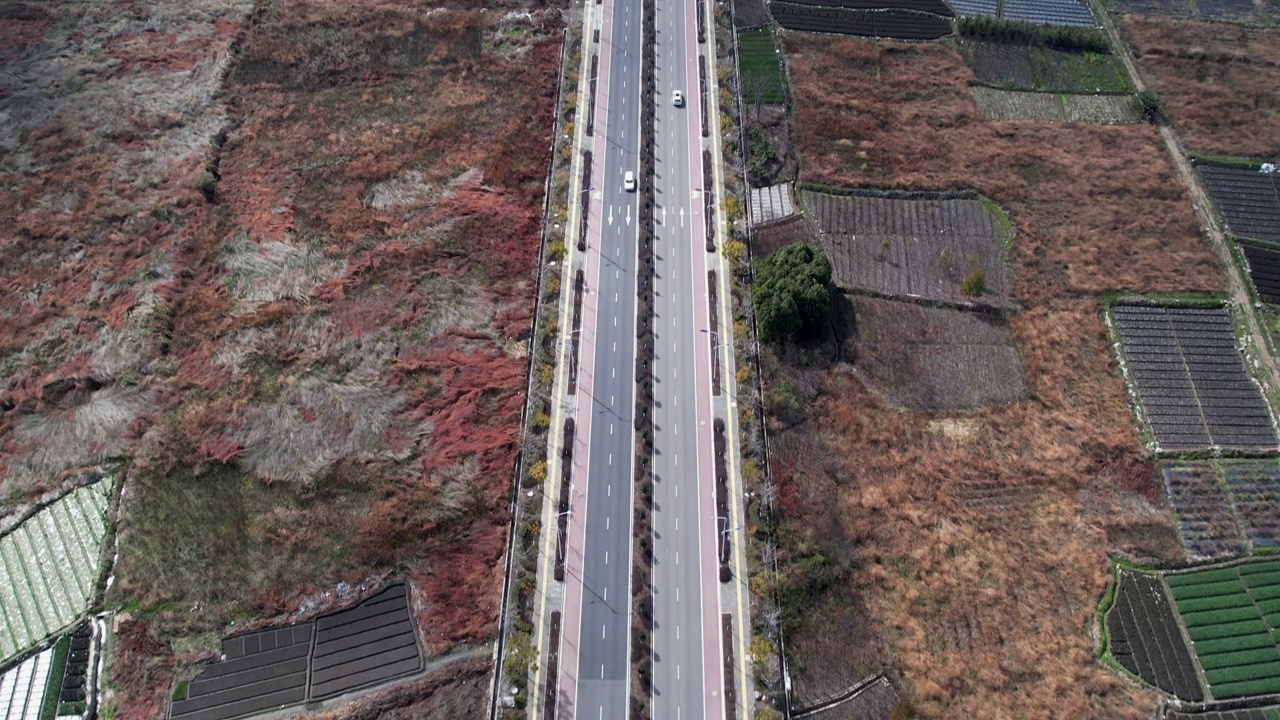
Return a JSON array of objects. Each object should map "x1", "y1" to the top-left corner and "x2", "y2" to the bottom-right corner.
[
  {"x1": 661, "y1": 207, "x2": 667, "y2": 225},
  {"x1": 679, "y1": 207, "x2": 685, "y2": 227},
  {"x1": 608, "y1": 206, "x2": 614, "y2": 225},
  {"x1": 626, "y1": 205, "x2": 632, "y2": 226}
]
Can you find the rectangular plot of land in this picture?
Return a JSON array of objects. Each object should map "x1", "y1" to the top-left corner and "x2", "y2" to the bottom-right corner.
[
  {"x1": 1164, "y1": 561, "x2": 1280, "y2": 700},
  {"x1": 170, "y1": 623, "x2": 313, "y2": 720},
  {"x1": 309, "y1": 583, "x2": 421, "y2": 700},
  {"x1": 847, "y1": 296, "x2": 1027, "y2": 409},
  {"x1": 1199, "y1": 166, "x2": 1280, "y2": 246},
  {"x1": 1111, "y1": 304, "x2": 1277, "y2": 453},
  {"x1": 1241, "y1": 243, "x2": 1280, "y2": 305},
  {"x1": 1195, "y1": 0, "x2": 1261, "y2": 22},
  {"x1": 1221, "y1": 462, "x2": 1280, "y2": 548},
  {"x1": 169, "y1": 582, "x2": 422, "y2": 720},
  {"x1": 750, "y1": 183, "x2": 796, "y2": 226},
  {"x1": 1001, "y1": 0, "x2": 1098, "y2": 25},
  {"x1": 1161, "y1": 462, "x2": 1248, "y2": 559},
  {"x1": 1107, "y1": 569, "x2": 1204, "y2": 701},
  {"x1": 803, "y1": 189, "x2": 1012, "y2": 306},
  {"x1": 971, "y1": 88, "x2": 1141, "y2": 123},
  {"x1": 1113, "y1": 0, "x2": 1192, "y2": 14}
]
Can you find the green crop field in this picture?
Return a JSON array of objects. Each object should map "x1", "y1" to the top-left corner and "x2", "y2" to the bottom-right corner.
[
  {"x1": 738, "y1": 28, "x2": 785, "y2": 105},
  {"x1": 1167, "y1": 561, "x2": 1280, "y2": 699}
]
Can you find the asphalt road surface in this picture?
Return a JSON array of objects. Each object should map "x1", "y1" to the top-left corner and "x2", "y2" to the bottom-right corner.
[
  {"x1": 559, "y1": 0, "x2": 643, "y2": 715},
  {"x1": 651, "y1": 0, "x2": 724, "y2": 716}
]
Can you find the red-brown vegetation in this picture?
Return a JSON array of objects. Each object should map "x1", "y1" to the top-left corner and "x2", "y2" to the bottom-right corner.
[
  {"x1": 1124, "y1": 16, "x2": 1280, "y2": 158},
  {"x1": 1, "y1": 0, "x2": 560, "y2": 715},
  {"x1": 769, "y1": 34, "x2": 1220, "y2": 717}
]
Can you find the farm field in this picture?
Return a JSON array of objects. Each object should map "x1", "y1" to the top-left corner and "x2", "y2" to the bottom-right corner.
[
  {"x1": 1162, "y1": 462, "x2": 1251, "y2": 558},
  {"x1": 0, "y1": 481, "x2": 111, "y2": 665},
  {"x1": 1169, "y1": 707, "x2": 1280, "y2": 720},
  {"x1": 739, "y1": 28, "x2": 787, "y2": 104},
  {"x1": 0, "y1": 647, "x2": 52, "y2": 720},
  {"x1": 956, "y1": 40, "x2": 1132, "y2": 92},
  {"x1": 1106, "y1": 569, "x2": 1203, "y2": 701},
  {"x1": 971, "y1": 86, "x2": 1142, "y2": 122},
  {"x1": 782, "y1": 0, "x2": 954, "y2": 13},
  {"x1": 169, "y1": 583, "x2": 421, "y2": 720},
  {"x1": 1111, "y1": 304, "x2": 1277, "y2": 453},
  {"x1": 1123, "y1": 17, "x2": 1280, "y2": 158},
  {"x1": 950, "y1": 0, "x2": 1097, "y2": 24},
  {"x1": 768, "y1": 31, "x2": 1221, "y2": 717},
  {"x1": 750, "y1": 183, "x2": 797, "y2": 225},
  {"x1": 1241, "y1": 243, "x2": 1280, "y2": 304},
  {"x1": 1114, "y1": 0, "x2": 1271, "y2": 24},
  {"x1": 770, "y1": 3, "x2": 954, "y2": 39},
  {"x1": 800, "y1": 188, "x2": 1013, "y2": 306},
  {"x1": 843, "y1": 296, "x2": 1027, "y2": 409},
  {"x1": 0, "y1": 0, "x2": 561, "y2": 714},
  {"x1": 1167, "y1": 561, "x2": 1280, "y2": 699},
  {"x1": 1198, "y1": 165, "x2": 1280, "y2": 246}
]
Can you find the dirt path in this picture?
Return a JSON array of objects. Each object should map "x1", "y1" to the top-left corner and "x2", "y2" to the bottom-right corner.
[{"x1": 1095, "y1": 6, "x2": 1280, "y2": 397}]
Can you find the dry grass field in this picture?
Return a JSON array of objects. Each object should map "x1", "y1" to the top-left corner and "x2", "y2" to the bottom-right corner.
[
  {"x1": 0, "y1": 0, "x2": 560, "y2": 715},
  {"x1": 767, "y1": 34, "x2": 1223, "y2": 717},
  {"x1": 1124, "y1": 16, "x2": 1280, "y2": 157}
]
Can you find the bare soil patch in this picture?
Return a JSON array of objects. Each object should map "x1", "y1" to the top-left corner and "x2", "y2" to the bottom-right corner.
[
  {"x1": 842, "y1": 296, "x2": 1028, "y2": 409},
  {"x1": 1124, "y1": 16, "x2": 1280, "y2": 158},
  {"x1": 766, "y1": 32, "x2": 1218, "y2": 717}
]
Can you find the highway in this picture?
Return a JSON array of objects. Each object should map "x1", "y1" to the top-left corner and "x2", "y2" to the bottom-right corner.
[
  {"x1": 556, "y1": 0, "x2": 642, "y2": 715},
  {"x1": 650, "y1": 0, "x2": 724, "y2": 716},
  {"x1": 553, "y1": 0, "x2": 734, "y2": 714}
]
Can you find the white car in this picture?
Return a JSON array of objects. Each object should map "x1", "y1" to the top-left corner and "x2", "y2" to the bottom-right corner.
[
  {"x1": 624, "y1": 171, "x2": 636, "y2": 192},
  {"x1": 672, "y1": 90, "x2": 685, "y2": 107}
]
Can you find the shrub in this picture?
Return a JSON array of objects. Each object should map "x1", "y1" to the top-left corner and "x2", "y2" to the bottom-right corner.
[
  {"x1": 753, "y1": 242, "x2": 833, "y2": 342},
  {"x1": 1137, "y1": 89, "x2": 1162, "y2": 121},
  {"x1": 961, "y1": 268, "x2": 986, "y2": 297}
]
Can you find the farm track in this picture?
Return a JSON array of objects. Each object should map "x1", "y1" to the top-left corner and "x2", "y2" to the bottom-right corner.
[{"x1": 1095, "y1": 3, "x2": 1280, "y2": 400}]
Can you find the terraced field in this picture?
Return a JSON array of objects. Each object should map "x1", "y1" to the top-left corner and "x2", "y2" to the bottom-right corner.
[
  {"x1": 0, "y1": 648, "x2": 53, "y2": 719},
  {"x1": 770, "y1": 3, "x2": 954, "y2": 38},
  {"x1": 169, "y1": 583, "x2": 421, "y2": 720},
  {"x1": 1199, "y1": 165, "x2": 1280, "y2": 246},
  {"x1": 1168, "y1": 562, "x2": 1280, "y2": 699},
  {"x1": 0, "y1": 481, "x2": 112, "y2": 664},
  {"x1": 845, "y1": 296, "x2": 1027, "y2": 409},
  {"x1": 1111, "y1": 304, "x2": 1277, "y2": 452},
  {"x1": 1169, "y1": 706, "x2": 1280, "y2": 720},
  {"x1": 801, "y1": 188, "x2": 1013, "y2": 306},
  {"x1": 951, "y1": 0, "x2": 1096, "y2": 24},
  {"x1": 1242, "y1": 243, "x2": 1280, "y2": 305},
  {"x1": 1107, "y1": 568, "x2": 1203, "y2": 700},
  {"x1": 970, "y1": 87, "x2": 1141, "y2": 122}
]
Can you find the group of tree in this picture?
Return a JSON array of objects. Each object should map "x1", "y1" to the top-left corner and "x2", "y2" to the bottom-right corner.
[{"x1": 753, "y1": 242, "x2": 833, "y2": 343}]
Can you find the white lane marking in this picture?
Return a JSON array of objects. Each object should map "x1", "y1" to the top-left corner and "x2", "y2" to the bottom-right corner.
[
  {"x1": 675, "y1": 454, "x2": 678, "y2": 466},
  {"x1": 600, "y1": 706, "x2": 605, "y2": 720},
  {"x1": 674, "y1": 396, "x2": 678, "y2": 407},
  {"x1": 604, "y1": 586, "x2": 608, "y2": 602},
  {"x1": 675, "y1": 484, "x2": 678, "y2": 498},
  {"x1": 674, "y1": 423, "x2": 678, "y2": 436},
  {"x1": 677, "y1": 623, "x2": 681, "y2": 638},
  {"x1": 613, "y1": 341, "x2": 617, "y2": 352},
  {"x1": 608, "y1": 484, "x2": 611, "y2": 497},
  {"x1": 677, "y1": 664, "x2": 681, "y2": 680},
  {"x1": 603, "y1": 625, "x2": 607, "y2": 639},
  {"x1": 602, "y1": 665, "x2": 606, "y2": 680},
  {"x1": 609, "y1": 452, "x2": 613, "y2": 465},
  {"x1": 611, "y1": 394, "x2": 615, "y2": 406},
  {"x1": 607, "y1": 516, "x2": 610, "y2": 530},
  {"x1": 676, "y1": 552, "x2": 679, "y2": 566},
  {"x1": 610, "y1": 422, "x2": 614, "y2": 435},
  {"x1": 615, "y1": 292, "x2": 619, "y2": 302},
  {"x1": 605, "y1": 551, "x2": 609, "y2": 565},
  {"x1": 614, "y1": 316, "x2": 617, "y2": 327}
]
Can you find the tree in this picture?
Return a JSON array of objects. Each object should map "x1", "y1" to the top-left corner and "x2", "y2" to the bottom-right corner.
[{"x1": 753, "y1": 242, "x2": 833, "y2": 343}]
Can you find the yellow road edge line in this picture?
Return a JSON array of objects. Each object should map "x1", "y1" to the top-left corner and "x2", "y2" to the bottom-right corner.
[{"x1": 530, "y1": 7, "x2": 596, "y2": 717}]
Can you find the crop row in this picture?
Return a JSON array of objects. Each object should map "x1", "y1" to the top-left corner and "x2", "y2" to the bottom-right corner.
[
  {"x1": 1165, "y1": 561, "x2": 1280, "y2": 699},
  {"x1": 0, "y1": 482, "x2": 111, "y2": 664}
]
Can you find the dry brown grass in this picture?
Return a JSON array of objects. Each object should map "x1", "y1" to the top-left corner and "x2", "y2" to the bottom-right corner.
[
  {"x1": 1124, "y1": 16, "x2": 1280, "y2": 158},
  {"x1": 768, "y1": 34, "x2": 1219, "y2": 717}
]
